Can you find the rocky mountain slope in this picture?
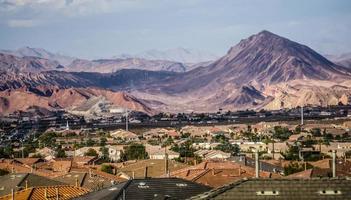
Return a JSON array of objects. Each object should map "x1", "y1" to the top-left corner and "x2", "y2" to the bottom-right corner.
[
  {"x1": 326, "y1": 53, "x2": 351, "y2": 69},
  {"x1": 0, "y1": 53, "x2": 64, "y2": 73},
  {"x1": 115, "y1": 47, "x2": 218, "y2": 64},
  {"x1": 1, "y1": 30, "x2": 351, "y2": 114},
  {"x1": 131, "y1": 31, "x2": 351, "y2": 112},
  {"x1": 0, "y1": 86, "x2": 154, "y2": 115},
  {"x1": 68, "y1": 58, "x2": 187, "y2": 73},
  {"x1": 0, "y1": 47, "x2": 75, "y2": 66}
]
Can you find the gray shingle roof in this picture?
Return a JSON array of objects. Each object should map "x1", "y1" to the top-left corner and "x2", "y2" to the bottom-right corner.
[
  {"x1": 190, "y1": 178, "x2": 351, "y2": 200},
  {"x1": 75, "y1": 178, "x2": 212, "y2": 200},
  {"x1": 0, "y1": 173, "x2": 66, "y2": 196}
]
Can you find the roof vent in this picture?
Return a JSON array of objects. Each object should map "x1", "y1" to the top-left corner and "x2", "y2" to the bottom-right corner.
[
  {"x1": 138, "y1": 182, "x2": 149, "y2": 189},
  {"x1": 176, "y1": 183, "x2": 188, "y2": 187},
  {"x1": 256, "y1": 191, "x2": 279, "y2": 196},
  {"x1": 319, "y1": 190, "x2": 342, "y2": 195},
  {"x1": 109, "y1": 187, "x2": 118, "y2": 191}
]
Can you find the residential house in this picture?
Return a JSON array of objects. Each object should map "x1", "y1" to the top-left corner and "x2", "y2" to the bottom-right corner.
[
  {"x1": 75, "y1": 178, "x2": 211, "y2": 200},
  {"x1": 110, "y1": 129, "x2": 139, "y2": 142},
  {"x1": 194, "y1": 150, "x2": 230, "y2": 160},
  {"x1": 190, "y1": 178, "x2": 351, "y2": 199},
  {"x1": 145, "y1": 145, "x2": 179, "y2": 160}
]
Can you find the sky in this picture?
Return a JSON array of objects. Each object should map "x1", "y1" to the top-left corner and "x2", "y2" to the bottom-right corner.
[{"x1": 0, "y1": 0, "x2": 350, "y2": 59}]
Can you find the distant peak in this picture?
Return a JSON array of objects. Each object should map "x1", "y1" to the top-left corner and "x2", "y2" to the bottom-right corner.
[{"x1": 256, "y1": 30, "x2": 280, "y2": 38}]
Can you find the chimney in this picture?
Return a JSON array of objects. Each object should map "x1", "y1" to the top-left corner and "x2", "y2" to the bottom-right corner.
[
  {"x1": 164, "y1": 149, "x2": 169, "y2": 176},
  {"x1": 25, "y1": 180, "x2": 28, "y2": 189},
  {"x1": 332, "y1": 150, "x2": 336, "y2": 178},
  {"x1": 44, "y1": 188, "x2": 47, "y2": 199},
  {"x1": 301, "y1": 106, "x2": 304, "y2": 126},
  {"x1": 238, "y1": 165, "x2": 241, "y2": 176},
  {"x1": 56, "y1": 188, "x2": 59, "y2": 200},
  {"x1": 144, "y1": 166, "x2": 148, "y2": 178},
  {"x1": 11, "y1": 189, "x2": 14, "y2": 200},
  {"x1": 255, "y1": 150, "x2": 259, "y2": 178},
  {"x1": 132, "y1": 171, "x2": 135, "y2": 179},
  {"x1": 75, "y1": 177, "x2": 79, "y2": 187}
]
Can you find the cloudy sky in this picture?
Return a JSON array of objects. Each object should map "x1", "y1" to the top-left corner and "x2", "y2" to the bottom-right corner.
[{"x1": 0, "y1": 0, "x2": 350, "y2": 59}]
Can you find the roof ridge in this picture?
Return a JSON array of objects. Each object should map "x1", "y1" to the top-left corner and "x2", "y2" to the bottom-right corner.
[
  {"x1": 192, "y1": 169, "x2": 211, "y2": 182},
  {"x1": 16, "y1": 173, "x2": 30, "y2": 187}
]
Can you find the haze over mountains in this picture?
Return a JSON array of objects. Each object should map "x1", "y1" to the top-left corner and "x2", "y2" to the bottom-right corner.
[
  {"x1": 114, "y1": 47, "x2": 219, "y2": 64},
  {"x1": 0, "y1": 30, "x2": 350, "y2": 115}
]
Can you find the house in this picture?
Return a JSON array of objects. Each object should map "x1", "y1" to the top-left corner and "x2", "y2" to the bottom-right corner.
[
  {"x1": 194, "y1": 150, "x2": 230, "y2": 160},
  {"x1": 145, "y1": 145, "x2": 179, "y2": 160},
  {"x1": 110, "y1": 129, "x2": 139, "y2": 141},
  {"x1": 190, "y1": 178, "x2": 351, "y2": 199},
  {"x1": 117, "y1": 159, "x2": 188, "y2": 179},
  {"x1": 0, "y1": 185, "x2": 89, "y2": 200},
  {"x1": 0, "y1": 173, "x2": 66, "y2": 197},
  {"x1": 236, "y1": 142, "x2": 267, "y2": 153},
  {"x1": 28, "y1": 147, "x2": 55, "y2": 160},
  {"x1": 267, "y1": 142, "x2": 290, "y2": 160},
  {"x1": 170, "y1": 160, "x2": 279, "y2": 188},
  {"x1": 75, "y1": 178, "x2": 211, "y2": 200},
  {"x1": 74, "y1": 145, "x2": 124, "y2": 162}
]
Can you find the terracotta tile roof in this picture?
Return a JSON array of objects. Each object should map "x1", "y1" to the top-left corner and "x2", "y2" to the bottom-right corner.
[
  {"x1": 170, "y1": 161, "x2": 279, "y2": 188},
  {"x1": 0, "y1": 185, "x2": 89, "y2": 200},
  {"x1": 13, "y1": 158, "x2": 44, "y2": 167},
  {"x1": 118, "y1": 159, "x2": 188, "y2": 178}
]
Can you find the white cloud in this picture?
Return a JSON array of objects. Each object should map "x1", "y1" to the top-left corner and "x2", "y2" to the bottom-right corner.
[{"x1": 7, "y1": 19, "x2": 40, "y2": 27}]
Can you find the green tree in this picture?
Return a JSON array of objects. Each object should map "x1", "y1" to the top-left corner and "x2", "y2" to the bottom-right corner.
[
  {"x1": 84, "y1": 148, "x2": 98, "y2": 157},
  {"x1": 86, "y1": 138, "x2": 95, "y2": 146},
  {"x1": 282, "y1": 145, "x2": 300, "y2": 160},
  {"x1": 56, "y1": 148, "x2": 66, "y2": 158},
  {"x1": 284, "y1": 162, "x2": 313, "y2": 176},
  {"x1": 100, "y1": 147, "x2": 109, "y2": 161},
  {"x1": 100, "y1": 137, "x2": 107, "y2": 146},
  {"x1": 215, "y1": 142, "x2": 240, "y2": 155},
  {"x1": 122, "y1": 143, "x2": 148, "y2": 161},
  {"x1": 273, "y1": 126, "x2": 292, "y2": 141},
  {"x1": 39, "y1": 132, "x2": 57, "y2": 148},
  {"x1": 101, "y1": 164, "x2": 114, "y2": 174}
]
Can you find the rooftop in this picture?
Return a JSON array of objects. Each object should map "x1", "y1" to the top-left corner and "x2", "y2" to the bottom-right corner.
[
  {"x1": 191, "y1": 178, "x2": 351, "y2": 199},
  {"x1": 75, "y1": 178, "x2": 212, "y2": 200}
]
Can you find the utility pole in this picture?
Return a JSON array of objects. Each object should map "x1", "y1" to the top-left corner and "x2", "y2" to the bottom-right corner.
[
  {"x1": 301, "y1": 106, "x2": 304, "y2": 126},
  {"x1": 125, "y1": 109, "x2": 129, "y2": 132},
  {"x1": 21, "y1": 140, "x2": 24, "y2": 158}
]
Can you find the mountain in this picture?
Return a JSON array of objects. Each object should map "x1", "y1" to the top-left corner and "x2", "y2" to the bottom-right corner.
[
  {"x1": 68, "y1": 58, "x2": 187, "y2": 73},
  {"x1": 0, "y1": 47, "x2": 76, "y2": 66},
  {"x1": 114, "y1": 47, "x2": 219, "y2": 64},
  {"x1": 0, "y1": 53, "x2": 64, "y2": 73},
  {"x1": 0, "y1": 69, "x2": 177, "y2": 91},
  {"x1": 131, "y1": 30, "x2": 351, "y2": 112},
  {"x1": 0, "y1": 86, "x2": 154, "y2": 115},
  {"x1": 326, "y1": 53, "x2": 351, "y2": 69},
  {"x1": 1, "y1": 30, "x2": 351, "y2": 114}
]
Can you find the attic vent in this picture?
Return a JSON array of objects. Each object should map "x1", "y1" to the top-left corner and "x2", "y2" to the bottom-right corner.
[
  {"x1": 256, "y1": 191, "x2": 279, "y2": 196},
  {"x1": 176, "y1": 183, "x2": 188, "y2": 187},
  {"x1": 319, "y1": 190, "x2": 342, "y2": 195}
]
